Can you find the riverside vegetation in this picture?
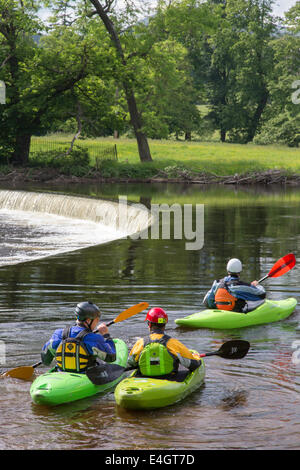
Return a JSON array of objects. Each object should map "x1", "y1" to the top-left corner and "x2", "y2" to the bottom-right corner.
[
  {"x1": 1, "y1": 136, "x2": 300, "y2": 185},
  {"x1": 0, "y1": 0, "x2": 299, "y2": 169}
]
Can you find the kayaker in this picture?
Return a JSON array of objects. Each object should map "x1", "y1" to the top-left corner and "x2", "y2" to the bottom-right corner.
[
  {"x1": 127, "y1": 307, "x2": 202, "y2": 378},
  {"x1": 203, "y1": 258, "x2": 266, "y2": 313},
  {"x1": 41, "y1": 301, "x2": 116, "y2": 372}
]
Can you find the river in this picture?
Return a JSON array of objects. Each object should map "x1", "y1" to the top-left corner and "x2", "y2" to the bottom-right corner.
[{"x1": 0, "y1": 182, "x2": 299, "y2": 451}]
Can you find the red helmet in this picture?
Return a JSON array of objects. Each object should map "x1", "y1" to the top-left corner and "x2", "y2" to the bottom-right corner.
[{"x1": 145, "y1": 307, "x2": 168, "y2": 325}]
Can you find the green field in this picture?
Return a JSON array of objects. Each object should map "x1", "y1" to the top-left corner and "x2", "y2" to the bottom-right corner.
[{"x1": 30, "y1": 134, "x2": 300, "y2": 177}]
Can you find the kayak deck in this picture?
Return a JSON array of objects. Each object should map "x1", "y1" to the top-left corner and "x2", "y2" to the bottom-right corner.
[
  {"x1": 175, "y1": 298, "x2": 297, "y2": 330},
  {"x1": 114, "y1": 355, "x2": 205, "y2": 410},
  {"x1": 30, "y1": 338, "x2": 128, "y2": 406}
]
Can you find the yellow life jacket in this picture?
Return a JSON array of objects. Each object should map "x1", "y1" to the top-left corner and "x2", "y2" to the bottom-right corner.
[
  {"x1": 138, "y1": 335, "x2": 176, "y2": 377},
  {"x1": 55, "y1": 327, "x2": 95, "y2": 373}
]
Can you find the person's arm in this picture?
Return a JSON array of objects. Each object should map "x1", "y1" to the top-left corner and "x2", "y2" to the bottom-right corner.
[
  {"x1": 41, "y1": 330, "x2": 62, "y2": 365},
  {"x1": 89, "y1": 323, "x2": 117, "y2": 362},
  {"x1": 229, "y1": 282, "x2": 266, "y2": 300},
  {"x1": 167, "y1": 338, "x2": 202, "y2": 371},
  {"x1": 126, "y1": 338, "x2": 144, "y2": 368},
  {"x1": 203, "y1": 280, "x2": 219, "y2": 308}
]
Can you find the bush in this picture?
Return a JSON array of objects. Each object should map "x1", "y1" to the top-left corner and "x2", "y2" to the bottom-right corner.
[
  {"x1": 96, "y1": 159, "x2": 158, "y2": 179},
  {"x1": 29, "y1": 146, "x2": 91, "y2": 175},
  {"x1": 254, "y1": 114, "x2": 300, "y2": 147}
]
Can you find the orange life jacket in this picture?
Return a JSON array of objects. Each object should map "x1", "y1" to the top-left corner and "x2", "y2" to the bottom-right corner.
[{"x1": 215, "y1": 280, "x2": 238, "y2": 311}]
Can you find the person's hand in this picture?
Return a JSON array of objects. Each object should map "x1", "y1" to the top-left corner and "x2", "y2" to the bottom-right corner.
[
  {"x1": 251, "y1": 280, "x2": 259, "y2": 286},
  {"x1": 95, "y1": 322, "x2": 109, "y2": 335}
]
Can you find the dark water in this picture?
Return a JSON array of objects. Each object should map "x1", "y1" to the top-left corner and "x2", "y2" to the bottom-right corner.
[{"x1": 0, "y1": 182, "x2": 300, "y2": 451}]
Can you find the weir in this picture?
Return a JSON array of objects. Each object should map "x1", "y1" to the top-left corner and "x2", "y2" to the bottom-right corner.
[
  {"x1": 0, "y1": 190, "x2": 153, "y2": 237},
  {"x1": 0, "y1": 190, "x2": 153, "y2": 266}
]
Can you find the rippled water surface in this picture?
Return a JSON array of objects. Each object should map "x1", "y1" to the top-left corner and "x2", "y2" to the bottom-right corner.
[{"x1": 0, "y1": 182, "x2": 300, "y2": 451}]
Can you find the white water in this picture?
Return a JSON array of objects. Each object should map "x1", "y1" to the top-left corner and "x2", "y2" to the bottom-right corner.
[
  {"x1": 0, "y1": 190, "x2": 152, "y2": 266},
  {"x1": 0, "y1": 208, "x2": 126, "y2": 266}
]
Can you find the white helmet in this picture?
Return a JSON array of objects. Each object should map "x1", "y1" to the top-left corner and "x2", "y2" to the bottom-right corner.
[{"x1": 226, "y1": 258, "x2": 242, "y2": 273}]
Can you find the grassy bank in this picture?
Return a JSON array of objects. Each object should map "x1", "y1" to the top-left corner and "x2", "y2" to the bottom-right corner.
[
  {"x1": 98, "y1": 139, "x2": 300, "y2": 175},
  {"x1": 21, "y1": 135, "x2": 300, "y2": 183}
]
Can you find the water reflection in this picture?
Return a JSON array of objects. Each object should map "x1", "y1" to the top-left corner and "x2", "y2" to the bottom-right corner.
[{"x1": 0, "y1": 182, "x2": 300, "y2": 450}]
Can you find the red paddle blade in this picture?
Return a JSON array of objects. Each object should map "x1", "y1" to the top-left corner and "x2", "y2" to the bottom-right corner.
[{"x1": 268, "y1": 253, "x2": 296, "y2": 278}]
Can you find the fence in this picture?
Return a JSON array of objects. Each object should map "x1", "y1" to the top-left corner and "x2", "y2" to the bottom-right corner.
[{"x1": 30, "y1": 137, "x2": 118, "y2": 162}]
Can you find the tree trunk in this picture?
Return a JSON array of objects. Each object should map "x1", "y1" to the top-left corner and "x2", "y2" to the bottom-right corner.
[
  {"x1": 246, "y1": 89, "x2": 269, "y2": 143},
  {"x1": 220, "y1": 128, "x2": 226, "y2": 142},
  {"x1": 89, "y1": 0, "x2": 152, "y2": 162},
  {"x1": 125, "y1": 90, "x2": 152, "y2": 162},
  {"x1": 11, "y1": 133, "x2": 31, "y2": 166}
]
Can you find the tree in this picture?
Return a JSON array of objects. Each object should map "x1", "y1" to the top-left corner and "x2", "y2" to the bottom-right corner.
[
  {"x1": 42, "y1": 13, "x2": 128, "y2": 139},
  {"x1": 138, "y1": 39, "x2": 201, "y2": 139},
  {"x1": 0, "y1": 0, "x2": 92, "y2": 165},
  {"x1": 202, "y1": 0, "x2": 277, "y2": 143},
  {"x1": 254, "y1": 2, "x2": 300, "y2": 146},
  {"x1": 87, "y1": 0, "x2": 152, "y2": 161},
  {"x1": 148, "y1": 0, "x2": 216, "y2": 139}
]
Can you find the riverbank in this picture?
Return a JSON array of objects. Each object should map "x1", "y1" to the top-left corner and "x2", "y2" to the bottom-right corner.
[
  {"x1": 1, "y1": 166, "x2": 300, "y2": 185},
  {"x1": 2, "y1": 137, "x2": 300, "y2": 185}
]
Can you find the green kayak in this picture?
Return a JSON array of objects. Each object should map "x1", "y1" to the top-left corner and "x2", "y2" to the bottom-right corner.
[
  {"x1": 30, "y1": 338, "x2": 128, "y2": 406},
  {"x1": 114, "y1": 352, "x2": 205, "y2": 410},
  {"x1": 175, "y1": 298, "x2": 297, "y2": 330}
]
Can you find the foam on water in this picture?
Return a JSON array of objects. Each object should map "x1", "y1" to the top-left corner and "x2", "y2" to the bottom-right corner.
[
  {"x1": 0, "y1": 208, "x2": 126, "y2": 266},
  {"x1": 0, "y1": 190, "x2": 152, "y2": 266}
]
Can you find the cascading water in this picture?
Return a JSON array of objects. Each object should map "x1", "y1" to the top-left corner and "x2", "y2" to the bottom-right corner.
[{"x1": 0, "y1": 190, "x2": 152, "y2": 266}]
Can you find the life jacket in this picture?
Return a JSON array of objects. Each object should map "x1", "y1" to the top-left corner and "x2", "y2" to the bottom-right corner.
[
  {"x1": 215, "y1": 279, "x2": 238, "y2": 311},
  {"x1": 55, "y1": 327, "x2": 96, "y2": 373},
  {"x1": 138, "y1": 334, "x2": 177, "y2": 377}
]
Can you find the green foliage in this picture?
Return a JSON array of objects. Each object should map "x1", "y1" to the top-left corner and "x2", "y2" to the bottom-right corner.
[
  {"x1": 95, "y1": 159, "x2": 158, "y2": 179},
  {"x1": 29, "y1": 146, "x2": 91, "y2": 175},
  {"x1": 254, "y1": 5, "x2": 300, "y2": 147},
  {"x1": 254, "y1": 113, "x2": 300, "y2": 147},
  {"x1": 0, "y1": 0, "x2": 299, "y2": 173}
]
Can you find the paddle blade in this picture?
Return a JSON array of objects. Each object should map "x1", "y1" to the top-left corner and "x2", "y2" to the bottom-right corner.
[
  {"x1": 217, "y1": 340, "x2": 250, "y2": 359},
  {"x1": 1, "y1": 366, "x2": 35, "y2": 380},
  {"x1": 267, "y1": 253, "x2": 296, "y2": 278},
  {"x1": 86, "y1": 363, "x2": 126, "y2": 385},
  {"x1": 111, "y1": 302, "x2": 149, "y2": 324},
  {"x1": 201, "y1": 340, "x2": 250, "y2": 360}
]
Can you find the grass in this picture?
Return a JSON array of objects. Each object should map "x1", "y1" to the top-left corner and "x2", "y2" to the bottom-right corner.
[{"x1": 30, "y1": 134, "x2": 300, "y2": 178}]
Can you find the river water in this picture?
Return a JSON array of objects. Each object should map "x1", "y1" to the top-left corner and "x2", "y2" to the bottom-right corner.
[{"x1": 0, "y1": 182, "x2": 300, "y2": 451}]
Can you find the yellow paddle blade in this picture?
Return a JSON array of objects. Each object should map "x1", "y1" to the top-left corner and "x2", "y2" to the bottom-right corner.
[
  {"x1": 1, "y1": 366, "x2": 35, "y2": 380},
  {"x1": 112, "y1": 301, "x2": 149, "y2": 324}
]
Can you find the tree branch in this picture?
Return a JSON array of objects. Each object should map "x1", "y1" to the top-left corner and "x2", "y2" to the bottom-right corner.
[
  {"x1": 65, "y1": 100, "x2": 83, "y2": 155},
  {"x1": 0, "y1": 54, "x2": 12, "y2": 69}
]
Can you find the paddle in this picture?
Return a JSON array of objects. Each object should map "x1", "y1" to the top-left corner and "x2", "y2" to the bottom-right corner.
[
  {"x1": 86, "y1": 340, "x2": 250, "y2": 385},
  {"x1": 1, "y1": 361, "x2": 43, "y2": 380},
  {"x1": 95, "y1": 302, "x2": 149, "y2": 329},
  {"x1": 258, "y1": 253, "x2": 296, "y2": 284},
  {"x1": 198, "y1": 339, "x2": 250, "y2": 359},
  {"x1": 1, "y1": 301, "x2": 149, "y2": 381}
]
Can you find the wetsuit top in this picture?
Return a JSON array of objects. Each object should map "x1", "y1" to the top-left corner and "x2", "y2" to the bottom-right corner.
[
  {"x1": 41, "y1": 324, "x2": 116, "y2": 367},
  {"x1": 203, "y1": 275, "x2": 266, "y2": 312},
  {"x1": 127, "y1": 330, "x2": 201, "y2": 374}
]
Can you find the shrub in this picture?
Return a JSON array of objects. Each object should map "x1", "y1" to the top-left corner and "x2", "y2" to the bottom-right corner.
[{"x1": 29, "y1": 146, "x2": 91, "y2": 175}]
